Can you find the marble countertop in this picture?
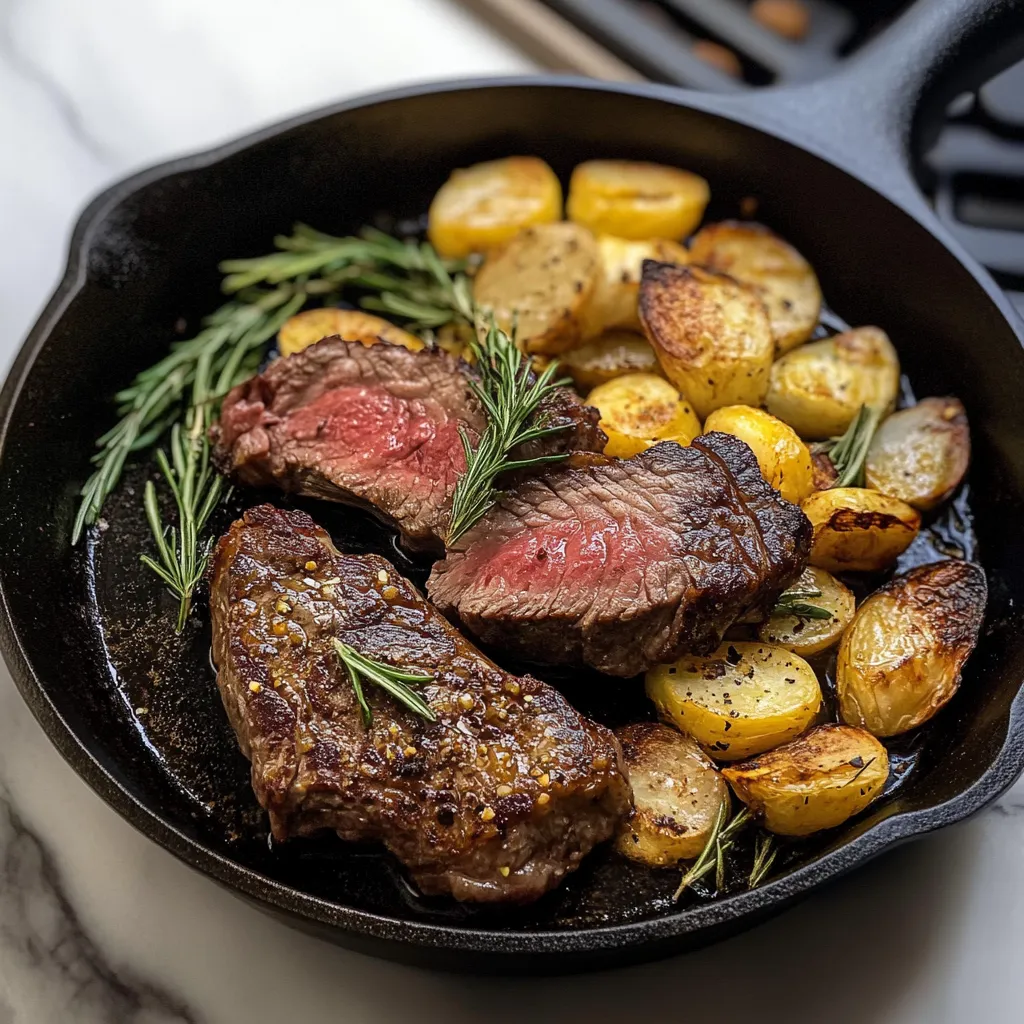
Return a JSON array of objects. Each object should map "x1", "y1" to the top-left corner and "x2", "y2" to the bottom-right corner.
[{"x1": 1, "y1": 1, "x2": 1023, "y2": 1021}]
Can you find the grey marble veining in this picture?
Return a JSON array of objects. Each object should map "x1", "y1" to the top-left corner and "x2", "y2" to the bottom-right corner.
[{"x1": 1, "y1": 1, "x2": 1024, "y2": 1022}]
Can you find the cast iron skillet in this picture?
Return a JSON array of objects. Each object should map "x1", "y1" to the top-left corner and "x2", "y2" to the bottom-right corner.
[{"x1": 2, "y1": 0, "x2": 1024, "y2": 975}]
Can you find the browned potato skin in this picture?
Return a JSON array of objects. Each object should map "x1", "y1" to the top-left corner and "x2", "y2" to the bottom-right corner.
[
  {"x1": 802, "y1": 487, "x2": 921, "y2": 573},
  {"x1": 837, "y1": 560, "x2": 987, "y2": 737},
  {"x1": 639, "y1": 261, "x2": 774, "y2": 420},
  {"x1": 614, "y1": 722, "x2": 730, "y2": 866},
  {"x1": 723, "y1": 724, "x2": 889, "y2": 836},
  {"x1": 561, "y1": 330, "x2": 663, "y2": 390},
  {"x1": 473, "y1": 222, "x2": 600, "y2": 355},
  {"x1": 865, "y1": 397, "x2": 970, "y2": 511},
  {"x1": 689, "y1": 221, "x2": 822, "y2": 354}
]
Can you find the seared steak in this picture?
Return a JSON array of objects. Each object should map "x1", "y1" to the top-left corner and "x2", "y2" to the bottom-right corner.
[
  {"x1": 209, "y1": 504, "x2": 631, "y2": 903},
  {"x1": 211, "y1": 338, "x2": 605, "y2": 551},
  {"x1": 427, "y1": 433, "x2": 811, "y2": 677}
]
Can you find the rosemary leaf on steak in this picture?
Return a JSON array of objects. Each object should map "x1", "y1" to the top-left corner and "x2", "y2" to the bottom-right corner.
[
  {"x1": 813, "y1": 403, "x2": 883, "y2": 488},
  {"x1": 331, "y1": 638, "x2": 436, "y2": 726},
  {"x1": 446, "y1": 319, "x2": 571, "y2": 545}
]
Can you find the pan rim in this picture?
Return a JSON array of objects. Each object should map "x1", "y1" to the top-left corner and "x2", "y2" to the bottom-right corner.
[{"x1": 3, "y1": 74, "x2": 1024, "y2": 966}]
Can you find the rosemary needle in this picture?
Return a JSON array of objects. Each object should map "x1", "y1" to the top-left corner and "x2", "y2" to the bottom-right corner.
[
  {"x1": 815, "y1": 404, "x2": 884, "y2": 488},
  {"x1": 748, "y1": 834, "x2": 778, "y2": 888},
  {"x1": 772, "y1": 586, "x2": 833, "y2": 621},
  {"x1": 673, "y1": 807, "x2": 752, "y2": 901},
  {"x1": 331, "y1": 638, "x2": 436, "y2": 727}
]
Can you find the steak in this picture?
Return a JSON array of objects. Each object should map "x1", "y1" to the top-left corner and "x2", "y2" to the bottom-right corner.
[
  {"x1": 210, "y1": 338, "x2": 605, "y2": 551},
  {"x1": 427, "y1": 433, "x2": 812, "y2": 677},
  {"x1": 209, "y1": 504, "x2": 631, "y2": 903}
]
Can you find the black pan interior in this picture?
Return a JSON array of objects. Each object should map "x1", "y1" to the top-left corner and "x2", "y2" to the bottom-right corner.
[{"x1": 2, "y1": 82, "x2": 1024, "y2": 967}]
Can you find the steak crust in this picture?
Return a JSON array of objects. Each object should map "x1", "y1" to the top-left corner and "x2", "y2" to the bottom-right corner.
[
  {"x1": 209, "y1": 504, "x2": 631, "y2": 903},
  {"x1": 211, "y1": 338, "x2": 605, "y2": 551},
  {"x1": 427, "y1": 434, "x2": 811, "y2": 677}
]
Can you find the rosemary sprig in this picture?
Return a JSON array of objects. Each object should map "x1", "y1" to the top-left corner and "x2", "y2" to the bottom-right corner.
[
  {"x1": 673, "y1": 807, "x2": 751, "y2": 901},
  {"x1": 139, "y1": 409, "x2": 224, "y2": 632},
  {"x1": 772, "y1": 586, "x2": 833, "y2": 621},
  {"x1": 748, "y1": 834, "x2": 778, "y2": 888},
  {"x1": 814, "y1": 404, "x2": 883, "y2": 488},
  {"x1": 331, "y1": 638, "x2": 436, "y2": 727},
  {"x1": 446, "y1": 320, "x2": 571, "y2": 544},
  {"x1": 72, "y1": 289, "x2": 303, "y2": 544}
]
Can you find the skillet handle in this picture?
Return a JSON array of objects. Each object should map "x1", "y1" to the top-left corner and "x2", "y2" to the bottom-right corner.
[{"x1": 732, "y1": 0, "x2": 1024, "y2": 210}]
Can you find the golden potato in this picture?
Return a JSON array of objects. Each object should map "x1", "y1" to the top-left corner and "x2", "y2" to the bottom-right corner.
[
  {"x1": 561, "y1": 330, "x2": 662, "y2": 390},
  {"x1": 801, "y1": 487, "x2": 920, "y2": 573},
  {"x1": 646, "y1": 642, "x2": 822, "y2": 762},
  {"x1": 759, "y1": 566, "x2": 856, "y2": 656},
  {"x1": 690, "y1": 221, "x2": 821, "y2": 354},
  {"x1": 567, "y1": 160, "x2": 710, "y2": 240},
  {"x1": 473, "y1": 222, "x2": 600, "y2": 355},
  {"x1": 865, "y1": 397, "x2": 970, "y2": 511},
  {"x1": 639, "y1": 262, "x2": 774, "y2": 420},
  {"x1": 837, "y1": 560, "x2": 987, "y2": 737},
  {"x1": 588, "y1": 373, "x2": 702, "y2": 458},
  {"x1": 723, "y1": 724, "x2": 889, "y2": 836},
  {"x1": 703, "y1": 405, "x2": 814, "y2": 504},
  {"x1": 584, "y1": 235, "x2": 690, "y2": 336},
  {"x1": 277, "y1": 308, "x2": 423, "y2": 358},
  {"x1": 427, "y1": 156, "x2": 561, "y2": 259},
  {"x1": 614, "y1": 722, "x2": 730, "y2": 866},
  {"x1": 766, "y1": 327, "x2": 900, "y2": 440}
]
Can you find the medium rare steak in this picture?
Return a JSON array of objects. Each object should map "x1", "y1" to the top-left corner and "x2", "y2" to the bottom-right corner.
[
  {"x1": 209, "y1": 504, "x2": 631, "y2": 903},
  {"x1": 210, "y1": 338, "x2": 605, "y2": 551},
  {"x1": 427, "y1": 433, "x2": 812, "y2": 677}
]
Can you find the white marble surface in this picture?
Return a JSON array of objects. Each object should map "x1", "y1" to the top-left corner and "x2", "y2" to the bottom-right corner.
[{"x1": 1, "y1": 1, "x2": 1024, "y2": 1021}]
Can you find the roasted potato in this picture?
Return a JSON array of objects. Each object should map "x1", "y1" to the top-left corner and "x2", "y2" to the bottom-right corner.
[
  {"x1": 758, "y1": 566, "x2": 856, "y2": 656},
  {"x1": 646, "y1": 642, "x2": 822, "y2": 762},
  {"x1": 689, "y1": 221, "x2": 821, "y2": 354},
  {"x1": 473, "y1": 222, "x2": 600, "y2": 355},
  {"x1": 837, "y1": 560, "x2": 987, "y2": 737},
  {"x1": 765, "y1": 327, "x2": 900, "y2": 439},
  {"x1": 865, "y1": 397, "x2": 970, "y2": 511},
  {"x1": 703, "y1": 405, "x2": 814, "y2": 504},
  {"x1": 567, "y1": 159, "x2": 710, "y2": 241},
  {"x1": 801, "y1": 487, "x2": 920, "y2": 573},
  {"x1": 277, "y1": 308, "x2": 424, "y2": 358},
  {"x1": 427, "y1": 156, "x2": 562, "y2": 259},
  {"x1": 614, "y1": 722, "x2": 730, "y2": 866},
  {"x1": 584, "y1": 235, "x2": 690, "y2": 336},
  {"x1": 561, "y1": 330, "x2": 663, "y2": 390},
  {"x1": 587, "y1": 373, "x2": 702, "y2": 458},
  {"x1": 722, "y1": 724, "x2": 889, "y2": 836},
  {"x1": 639, "y1": 262, "x2": 774, "y2": 420}
]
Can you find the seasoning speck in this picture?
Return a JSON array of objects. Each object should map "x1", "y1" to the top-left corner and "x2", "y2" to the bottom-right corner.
[
  {"x1": 480, "y1": 806, "x2": 496, "y2": 822},
  {"x1": 272, "y1": 621, "x2": 288, "y2": 636},
  {"x1": 499, "y1": 866, "x2": 510, "y2": 877},
  {"x1": 275, "y1": 599, "x2": 291, "y2": 614},
  {"x1": 403, "y1": 745, "x2": 418, "y2": 757},
  {"x1": 496, "y1": 784, "x2": 513, "y2": 797},
  {"x1": 537, "y1": 773, "x2": 550, "y2": 787},
  {"x1": 536, "y1": 793, "x2": 550, "y2": 806},
  {"x1": 249, "y1": 682, "x2": 262, "y2": 693},
  {"x1": 377, "y1": 569, "x2": 389, "y2": 584},
  {"x1": 305, "y1": 560, "x2": 318, "y2": 571}
]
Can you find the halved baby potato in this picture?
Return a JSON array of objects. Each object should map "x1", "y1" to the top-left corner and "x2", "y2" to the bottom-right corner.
[
  {"x1": 801, "y1": 487, "x2": 920, "y2": 573},
  {"x1": 277, "y1": 308, "x2": 424, "y2": 358},
  {"x1": 865, "y1": 397, "x2": 970, "y2": 511},
  {"x1": 646, "y1": 641, "x2": 822, "y2": 762},
  {"x1": 561, "y1": 330, "x2": 662, "y2": 390},
  {"x1": 614, "y1": 722, "x2": 730, "y2": 866},
  {"x1": 703, "y1": 405, "x2": 814, "y2": 504},
  {"x1": 585, "y1": 235, "x2": 690, "y2": 336},
  {"x1": 567, "y1": 159, "x2": 710, "y2": 241},
  {"x1": 473, "y1": 222, "x2": 600, "y2": 354},
  {"x1": 689, "y1": 221, "x2": 821, "y2": 354},
  {"x1": 587, "y1": 373, "x2": 702, "y2": 458},
  {"x1": 766, "y1": 327, "x2": 900, "y2": 440},
  {"x1": 759, "y1": 566, "x2": 856, "y2": 657},
  {"x1": 427, "y1": 156, "x2": 562, "y2": 259},
  {"x1": 837, "y1": 559, "x2": 987, "y2": 737},
  {"x1": 639, "y1": 262, "x2": 774, "y2": 420},
  {"x1": 722, "y1": 724, "x2": 889, "y2": 836}
]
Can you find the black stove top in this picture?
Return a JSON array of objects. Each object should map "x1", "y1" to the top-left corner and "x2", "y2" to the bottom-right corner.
[{"x1": 528, "y1": 0, "x2": 1024, "y2": 312}]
